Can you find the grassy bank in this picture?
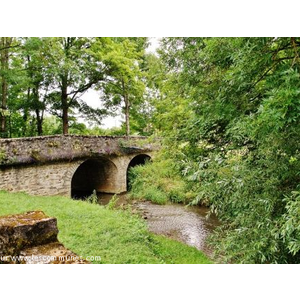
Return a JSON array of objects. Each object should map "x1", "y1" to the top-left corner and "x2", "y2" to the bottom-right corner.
[
  {"x1": 0, "y1": 190, "x2": 211, "y2": 264},
  {"x1": 129, "y1": 158, "x2": 195, "y2": 205}
]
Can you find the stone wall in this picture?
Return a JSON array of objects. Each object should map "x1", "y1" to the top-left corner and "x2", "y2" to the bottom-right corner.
[
  {"x1": 0, "y1": 153, "x2": 153, "y2": 197},
  {"x1": 0, "y1": 135, "x2": 156, "y2": 197},
  {"x1": 0, "y1": 134, "x2": 153, "y2": 167},
  {"x1": 0, "y1": 160, "x2": 82, "y2": 196}
]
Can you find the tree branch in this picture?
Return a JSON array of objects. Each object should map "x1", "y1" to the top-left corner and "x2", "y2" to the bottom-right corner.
[{"x1": 0, "y1": 44, "x2": 20, "y2": 51}]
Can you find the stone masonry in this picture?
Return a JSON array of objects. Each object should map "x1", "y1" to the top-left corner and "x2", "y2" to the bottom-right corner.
[
  {"x1": 0, "y1": 135, "x2": 155, "y2": 197},
  {"x1": 0, "y1": 211, "x2": 87, "y2": 264}
]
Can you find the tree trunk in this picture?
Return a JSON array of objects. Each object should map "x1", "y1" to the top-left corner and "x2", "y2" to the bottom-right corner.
[
  {"x1": 33, "y1": 85, "x2": 43, "y2": 136},
  {"x1": 36, "y1": 109, "x2": 43, "y2": 136},
  {"x1": 62, "y1": 105, "x2": 68, "y2": 135},
  {"x1": 61, "y1": 77, "x2": 69, "y2": 135},
  {"x1": 125, "y1": 94, "x2": 130, "y2": 136},
  {"x1": 0, "y1": 38, "x2": 11, "y2": 138},
  {"x1": 0, "y1": 73, "x2": 7, "y2": 137},
  {"x1": 60, "y1": 38, "x2": 72, "y2": 135},
  {"x1": 22, "y1": 87, "x2": 30, "y2": 136}
]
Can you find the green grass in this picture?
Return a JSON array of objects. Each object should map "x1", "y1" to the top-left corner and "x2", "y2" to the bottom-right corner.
[
  {"x1": 143, "y1": 186, "x2": 168, "y2": 204},
  {"x1": 129, "y1": 157, "x2": 196, "y2": 205},
  {"x1": 0, "y1": 190, "x2": 212, "y2": 264}
]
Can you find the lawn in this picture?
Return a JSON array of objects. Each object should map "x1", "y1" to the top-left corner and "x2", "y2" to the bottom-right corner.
[{"x1": 0, "y1": 190, "x2": 212, "y2": 264}]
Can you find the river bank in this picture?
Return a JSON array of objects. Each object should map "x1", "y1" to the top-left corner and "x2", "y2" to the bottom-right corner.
[
  {"x1": 97, "y1": 192, "x2": 219, "y2": 257},
  {"x1": 0, "y1": 190, "x2": 212, "y2": 264}
]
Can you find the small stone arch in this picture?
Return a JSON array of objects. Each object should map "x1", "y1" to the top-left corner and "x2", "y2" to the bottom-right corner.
[
  {"x1": 126, "y1": 154, "x2": 151, "y2": 190},
  {"x1": 71, "y1": 158, "x2": 118, "y2": 199}
]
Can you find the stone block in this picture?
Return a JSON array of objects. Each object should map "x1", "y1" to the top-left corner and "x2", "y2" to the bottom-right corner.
[
  {"x1": 0, "y1": 211, "x2": 88, "y2": 264},
  {"x1": 0, "y1": 211, "x2": 58, "y2": 257}
]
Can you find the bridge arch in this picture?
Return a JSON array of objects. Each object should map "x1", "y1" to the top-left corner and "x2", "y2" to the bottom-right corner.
[
  {"x1": 126, "y1": 154, "x2": 151, "y2": 190},
  {"x1": 71, "y1": 158, "x2": 118, "y2": 199}
]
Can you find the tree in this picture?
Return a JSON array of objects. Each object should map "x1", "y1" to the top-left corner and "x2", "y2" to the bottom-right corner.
[
  {"x1": 21, "y1": 37, "x2": 54, "y2": 135},
  {"x1": 3, "y1": 37, "x2": 56, "y2": 137},
  {"x1": 100, "y1": 38, "x2": 146, "y2": 136},
  {"x1": 47, "y1": 37, "x2": 110, "y2": 134},
  {"x1": 0, "y1": 37, "x2": 13, "y2": 137},
  {"x1": 0, "y1": 37, "x2": 153, "y2": 137},
  {"x1": 157, "y1": 37, "x2": 300, "y2": 263}
]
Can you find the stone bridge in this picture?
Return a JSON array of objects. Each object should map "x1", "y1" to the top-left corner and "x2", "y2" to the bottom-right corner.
[{"x1": 0, "y1": 135, "x2": 157, "y2": 198}]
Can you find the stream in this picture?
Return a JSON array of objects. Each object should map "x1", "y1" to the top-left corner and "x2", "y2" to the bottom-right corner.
[{"x1": 97, "y1": 193, "x2": 219, "y2": 255}]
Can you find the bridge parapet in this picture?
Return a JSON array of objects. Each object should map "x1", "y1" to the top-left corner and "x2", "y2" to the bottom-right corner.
[{"x1": 0, "y1": 135, "x2": 155, "y2": 167}]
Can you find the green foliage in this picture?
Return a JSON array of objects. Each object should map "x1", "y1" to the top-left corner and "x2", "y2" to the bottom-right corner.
[
  {"x1": 85, "y1": 190, "x2": 98, "y2": 205},
  {"x1": 98, "y1": 38, "x2": 146, "y2": 136},
  {"x1": 280, "y1": 192, "x2": 300, "y2": 256},
  {"x1": 0, "y1": 148, "x2": 6, "y2": 163},
  {"x1": 129, "y1": 154, "x2": 192, "y2": 205},
  {"x1": 156, "y1": 37, "x2": 300, "y2": 263},
  {"x1": 0, "y1": 191, "x2": 211, "y2": 264},
  {"x1": 143, "y1": 187, "x2": 168, "y2": 205},
  {"x1": 42, "y1": 116, "x2": 62, "y2": 135},
  {"x1": 1, "y1": 37, "x2": 153, "y2": 137},
  {"x1": 106, "y1": 194, "x2": 118, "y2": 210}
]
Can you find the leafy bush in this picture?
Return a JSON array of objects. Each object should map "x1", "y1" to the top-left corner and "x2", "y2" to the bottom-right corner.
[
  {"x1": 156, "y1": 37, "x2": 300, "y2": 263},
  {"x1": 143, "y1": 186, "x2": 168, "y2": 205},
  {"x1": 129, "y1": 155, "x2": 190, "y2": 205}
]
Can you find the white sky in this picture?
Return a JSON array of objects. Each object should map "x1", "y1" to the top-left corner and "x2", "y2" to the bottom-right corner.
[{"x1": 80, "y1": 37, "x2": 161, "y2": 129}]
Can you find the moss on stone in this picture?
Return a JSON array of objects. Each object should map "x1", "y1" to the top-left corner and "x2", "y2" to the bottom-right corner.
[
  {"x1": 47, "y1": 141, "x2": 60, "y2": 148},
  {"x1": 30, "y1": 149, "x2": 42, "y2": 161},
  {"x1": 0, "y1": 149, "x2": 7, "y2": 163}
]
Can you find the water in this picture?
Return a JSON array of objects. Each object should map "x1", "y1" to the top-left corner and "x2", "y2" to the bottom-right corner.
[{"x1": 97, "y1": 193, "x2": 219, "y2": 255}]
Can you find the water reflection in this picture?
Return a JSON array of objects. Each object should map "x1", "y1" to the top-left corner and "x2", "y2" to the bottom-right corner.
[{"x1": 96, "y1": 193, "x2": 219, "y2": 254}]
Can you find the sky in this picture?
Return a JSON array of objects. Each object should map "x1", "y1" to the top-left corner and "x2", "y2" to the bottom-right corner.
[{"x1": 80, "y1": 37, "x2": 160, "y2": 129}]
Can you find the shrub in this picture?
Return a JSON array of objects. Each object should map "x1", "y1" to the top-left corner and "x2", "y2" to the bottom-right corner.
[
  {"x1": 128, "y1": 155, "x2": 191, "y2": 205},
  {"x1": 144, "y1": 187, "x2": 168, "y2": 205}
]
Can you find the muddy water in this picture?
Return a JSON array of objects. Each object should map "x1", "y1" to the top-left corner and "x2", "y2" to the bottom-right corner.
[{"x1": 97, "y1": 193, "x2": 219, "y2": 254}]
